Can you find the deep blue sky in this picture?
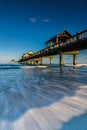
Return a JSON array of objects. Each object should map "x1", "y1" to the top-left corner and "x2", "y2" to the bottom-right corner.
[{"x1": 0, "y1": 0, "x2": 87, "y2": 62}]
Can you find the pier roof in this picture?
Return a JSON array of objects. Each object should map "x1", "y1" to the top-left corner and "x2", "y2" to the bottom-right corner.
[{"x1": 45, "y1": 30, "x2": 72, "y2": 44}]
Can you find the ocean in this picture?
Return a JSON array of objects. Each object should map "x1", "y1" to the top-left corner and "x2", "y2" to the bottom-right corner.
[{"x1": 0, "y1": 62, "x2": 87, "y2": 130}]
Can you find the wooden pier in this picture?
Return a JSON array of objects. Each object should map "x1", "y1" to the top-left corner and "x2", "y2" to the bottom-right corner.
[{"x1": 18, "y1": 30, "x2": 87, "y2": 66}]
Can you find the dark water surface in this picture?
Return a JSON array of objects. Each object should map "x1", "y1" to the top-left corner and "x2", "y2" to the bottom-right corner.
[{"x1": 0, "y1": 63, "x2": 87, "y2": 130}]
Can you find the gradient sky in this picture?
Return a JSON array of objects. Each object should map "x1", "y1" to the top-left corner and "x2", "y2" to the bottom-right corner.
[{"x1": 0, "y1": 0, "x2": 87, "y2": 62}]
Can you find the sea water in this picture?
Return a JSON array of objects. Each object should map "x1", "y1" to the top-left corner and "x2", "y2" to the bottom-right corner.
[{"x1": 0, "y1": 63, "x2": 87, "y2": 130}]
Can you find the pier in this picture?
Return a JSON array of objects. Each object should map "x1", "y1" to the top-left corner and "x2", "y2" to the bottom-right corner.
[{"x1": 18, "y1": 30, "x2": 87, "y2": 66}]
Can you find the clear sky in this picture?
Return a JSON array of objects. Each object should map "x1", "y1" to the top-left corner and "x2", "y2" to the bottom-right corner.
[{"x1": 0, "y1": 0, "x2": 87, "y2": 62}]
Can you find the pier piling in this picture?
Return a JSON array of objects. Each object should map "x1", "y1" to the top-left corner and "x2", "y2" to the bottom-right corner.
[
  {"x1": 59, "y1": 53, "x2": 63, "y2": 66},
  {"x1": 40, "y1": 58, "x2": 43, "y2": 65},
  {"x1": 73, "y1": 54, "x2": 77, "y2": 65},
  {"x1": 50, "y1": 57, "x2": 52, "y2": 66}
]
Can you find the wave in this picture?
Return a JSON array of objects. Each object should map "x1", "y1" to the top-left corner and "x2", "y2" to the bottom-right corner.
[
  {"x1": 0, "y1": 75, "x2": 87, "y2": 130},
  {"x1": 21, "y1": 65, "x2": 48, "y2": 69},
  {"x1": 0, "y1": 63, "x2": 87, "y2": 130},
  {"x1": 36, "y1": 65, "x2": 48, "y2": 68},
  {"x1": 0, "y1": 64, "x2": 21, "y2": 69},
  {"x1": 0, "y1": 67, "x2": 21, "y2": 69},
  {"x1": 64, "y1": 63, "x2": 87, "y2": 67}
]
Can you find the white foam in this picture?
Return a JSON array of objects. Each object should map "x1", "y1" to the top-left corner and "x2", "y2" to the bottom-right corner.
[
  {"x1": 21, "y1": 65, "x2": 48, "y2": 69},
  {"x1": 21, "y1": 66, "x2": 36, "y2": 69},
  {"x1": 0, "y1": 70, "x2": 87, "y2": 130},
  {"x1": 64, "y1": 63, "x2": 87, "y2": 67},
  {"x1": 36, "y1": 65, "x2": 48, "y2": 68}
]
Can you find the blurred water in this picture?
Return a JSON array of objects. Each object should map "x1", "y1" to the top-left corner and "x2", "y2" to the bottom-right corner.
[{"x1": 0, "y1": 63, "x2": 87, "y2": 130}]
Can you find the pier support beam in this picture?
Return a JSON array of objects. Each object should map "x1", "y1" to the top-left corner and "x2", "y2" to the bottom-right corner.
[
  {"x1": 59, "y1": 53, "x2": 63, "y2": 66},
  {"x1": 50, "y1": 41, "x2": 52, "y2": 46},
  {"x1": 73, "y1": 54, "x2": 77, "y2": 65},
  {"x1": 50, "y1": 57, "x2": 52, "y2": 66},
  {"x1": 40, "y1": 58, "x2": 43, "y2": 65},
  {"x1": 56, "y1": 37, "x2": 59, "y2": 44},
  {"x1": 33, "y1": 60, "x2": 36, "y2": 65}
]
